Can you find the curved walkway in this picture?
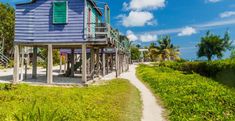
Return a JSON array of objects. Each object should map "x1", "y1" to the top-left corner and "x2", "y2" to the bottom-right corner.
[{"x1": 120, "y1": 64, "x2": 165, "y2": 121}]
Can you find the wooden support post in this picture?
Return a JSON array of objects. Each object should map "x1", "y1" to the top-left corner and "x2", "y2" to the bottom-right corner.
[
  {"x1": 115, "y1": 48, "x2": 118, "y2": 77},
  {"x1": 64, "y1": 54, "x2": 67, "y2": 73},
  {"x1": 59, "y1": 53, "x2": 62, "y2": 74},
  {"x1": 13, "y1": 45, "x2": 20, "y2": 83},
  {"x1": 70, "y1": 49, "x2": 75, "y2": 77},
  {"x1": 82, "y1": 44, "x2": 87, "y2": 83},
  {"x1": 20, "y1": 46, "x2": 24, "y2": 81},
  {"x1": 102, "y1": 49, "x2": 106, "y2": 76},
  {"x1": 24, "y1": 47, "x2": 28, "y2": 80},
  {"x1": 32, "y1": 47, "x2": 37, "y2": 79},
  {"x1": 96, "y1": 49, "x2": 100, "y2": 76},
  {"x1": 111, "y1": 54, "x2": 113, "y2": 71},
  {"x1": 47, "y1": 44, "x2": 53, "y2": 84},
  {"x1": 90, "y1": 48, "x2": 95, "y2": 78}
]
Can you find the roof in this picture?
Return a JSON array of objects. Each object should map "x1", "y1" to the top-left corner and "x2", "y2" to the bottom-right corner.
[{"x1": 87, "y1": 0, "x2": 103, "y2": 16}]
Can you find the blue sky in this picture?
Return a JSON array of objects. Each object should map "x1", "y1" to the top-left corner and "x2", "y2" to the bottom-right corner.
[{"x1": 1, "y1": 0, "x2": 235, "y2": 60}]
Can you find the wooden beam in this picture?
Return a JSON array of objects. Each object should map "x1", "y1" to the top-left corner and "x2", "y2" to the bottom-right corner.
[
  {"x1": 20, "y1": 46, "x2": 24, "y2": 81},
  {"x1": 90, "y1": 48, "x2": 95, "y2": 79},
  {"x1": 47, "y1": 44, "x2": 53, "y2": 84},
  {"x1": 13, "y1": 45, "x2": 20, "y2": 83},
  {"x1": 115, "y1": 48, "x2": 118, "y2": 77},
  {"x1": 59, "y1": 53, "x2": 62, "y2": 74},
  {"x1": 70, "y1": 49, "x2": 75, "y2": 77},
  {"x1": 32, "y1": 47, "x2": 37, "y2": 79},
  {"x1": 82, "y1": 44, "x2": 87, "y2": 83},
  {"x1": 102, "y1": 49, "x2": 106, "y2": 76}
]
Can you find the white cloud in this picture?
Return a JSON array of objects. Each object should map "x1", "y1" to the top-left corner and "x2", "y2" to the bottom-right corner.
[
  {"x1": 127, "y1": 0, "x2": 166, "y2": 10},
  {"x1": 206, "y1": 0, "x2": 222, "y2": 3},
  {"x1": 178, "y1": 27, "x2": 197, "y2": 36},
  {"x1": 120, "y1": 11, "x2": 155, "y2": 27},
  {"x1": 140, "y1": 34, "x2": 158, "y2": 42},
  {"x1": 220, "y1": 11, "x2": 235, "y2": 18},
  {"x1": 126, "y1": 30, "x2": 138, "y2": 41},
  {"x1": 143, "y1": 18, "x2": 235, "y2": 35}
]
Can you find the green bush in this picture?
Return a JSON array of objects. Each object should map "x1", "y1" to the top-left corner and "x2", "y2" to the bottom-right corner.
[
  {"x1": 156, "y1": 59, "x2": 235, "y2": 77},
  {"x1": 0, "y1": 79, "x2": 142, "y2": 121},
  {"x1": 137, "y1": 64, "x2": 235, "y2": 121}
]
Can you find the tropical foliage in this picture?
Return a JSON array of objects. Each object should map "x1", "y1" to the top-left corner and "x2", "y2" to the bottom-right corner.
[
  {"x1": 137, "y1": 64, "x2": 235, "y2": 121},
  {"x1": 197, "y1": 31, "x2": 232, "y2": 61},
  {"x1": 0, "y1": 79, "x2": 142, "y2": 121},
  {"x1": 130, "y1": 45, "x2": 141, "y2": 60},
  {"x1": 148, "y1": 36, "x2": 180, "y2": 61},
  {"x1": 0, "y1": 3, "x2": 14, "y2": 57}
]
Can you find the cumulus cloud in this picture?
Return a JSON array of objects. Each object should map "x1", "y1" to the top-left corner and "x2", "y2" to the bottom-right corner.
[
  {"x1": 140, "y1": 34, "x2": 157, "y2": 42},
  {"x1": 178, "y1": 26, "x2": 197, "y2": 36},
  {"x1": 126, "y1": 0, "x2": 165, "y2": 10},
  {"x1": 119, "y1": 11, "x2": 155, "y2": 27},
  {"x1": 126, "y1": 30, "x2": 138, "y2": 41},
  {"x1": 220, "y1": 11, "x2": 235, "y2": 18}
]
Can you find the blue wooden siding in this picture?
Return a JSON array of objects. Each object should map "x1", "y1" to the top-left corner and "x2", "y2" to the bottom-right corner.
[{"x1": 15, "y1": 0, "x2": 85, "y2": 43}]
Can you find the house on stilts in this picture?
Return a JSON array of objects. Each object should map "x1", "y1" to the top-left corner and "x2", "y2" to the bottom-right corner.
[{"x1": 13, "y1": 0, "x2": 130, "y2": 84}]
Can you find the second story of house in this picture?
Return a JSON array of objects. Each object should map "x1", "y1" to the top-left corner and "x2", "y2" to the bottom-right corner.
[{"x1": 14, "y1": 0, "x2": 110, "y2": 43}]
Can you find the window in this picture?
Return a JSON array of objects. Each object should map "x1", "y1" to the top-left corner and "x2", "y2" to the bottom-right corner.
[{"x1": 53, "y1": 1, "x2": 68, "y2": 24}]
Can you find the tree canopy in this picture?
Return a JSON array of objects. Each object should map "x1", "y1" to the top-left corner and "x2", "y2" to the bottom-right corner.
[
  {"x1": 148, "y1": 35, "x2": 180, "y2": 61},
  {"x1": 197, "y1": 31, "x2": 232, "y2": 61},
  {"x1": 0, "y1": 3, "x2": 15, "y2": 57}
]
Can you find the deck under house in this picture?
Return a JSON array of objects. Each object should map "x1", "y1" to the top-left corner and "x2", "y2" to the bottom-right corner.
[{"x1": 13, "y1": 0, "x2": 130, "y2": 84}]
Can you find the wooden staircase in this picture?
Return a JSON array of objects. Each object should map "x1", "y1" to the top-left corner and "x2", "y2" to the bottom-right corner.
[{"x1": 0, "y1": 41, "x2": 9, "y2": 67}]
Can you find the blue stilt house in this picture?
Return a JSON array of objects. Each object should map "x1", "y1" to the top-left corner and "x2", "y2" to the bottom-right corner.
[{"x1": 13, "y1": 0, "x2": 130, "y2": 84}]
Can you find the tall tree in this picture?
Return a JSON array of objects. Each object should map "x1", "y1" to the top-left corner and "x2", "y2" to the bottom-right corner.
[
  {"x1": 197, "y1": 31, "x2": 232, "y2": 61},
  {"x1": 0, "y1": 3, "x2": 15, "y2": 57}
]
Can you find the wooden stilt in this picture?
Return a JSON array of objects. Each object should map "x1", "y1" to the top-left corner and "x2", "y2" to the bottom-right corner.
[
  {"x1": 90, "y1": 48, "x2": 95, "y2": 78},
  {"x1": 102, "y1": 49, "x2": 106, "y2": 76},
  {"x1": 82, "y1": 44, "x2": 87, "y2": 83},
  {"x1": 96, "y1": 49, "x2": 100, "y2": 76},
  {"x1": 115, "y1": 48, "x2": 118, "y2": 77},
  {"x1": 32, "y1": 47, "x2": 37, "y2": 79},
  {"x1": 20, "y1": 46, "x2": 24, "y2": 81},
  {"x1": 24, "y1": 47, "x2": 28, "y2": 80},
  {"x1": 13, "y1": 45, "x2": 20, "y2": 83},
  {"x1": 59, "y1": 53, "x2": 62, "y2": 74},
  {"x1": 47, "y1": 44, "x2": 53, "y2": 84},
  {"x1": 64, "y1": 54, "x2": 67, "y2": 73},
  {"x1": 70, "y1": 49, "x2": 75, "y2": 77}
]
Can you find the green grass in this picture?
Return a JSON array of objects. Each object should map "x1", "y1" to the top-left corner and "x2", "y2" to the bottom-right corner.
[
  {"x1": 137, "y1": 64, "x2": 235, "y2": 121},
  {"x1": 0, "y1": 79, "x2": 142, "y2": 121}
]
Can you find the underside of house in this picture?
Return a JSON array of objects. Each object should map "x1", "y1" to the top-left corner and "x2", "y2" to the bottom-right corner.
[{"x1": 13, "y1": 0, "x2": 130, "y2": 84}]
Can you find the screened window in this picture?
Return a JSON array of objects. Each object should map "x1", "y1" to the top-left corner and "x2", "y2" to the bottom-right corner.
[{"x1": 53, "y1": 1, "x2": 68, "y2": 24}]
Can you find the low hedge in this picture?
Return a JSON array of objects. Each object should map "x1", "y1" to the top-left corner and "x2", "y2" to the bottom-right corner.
[
  {"x1": 137, "y1": 64, "x2": 235, "y2": 121},
  {"x1": 156, "y1": 59, "x2": 235, "y2": 77}
]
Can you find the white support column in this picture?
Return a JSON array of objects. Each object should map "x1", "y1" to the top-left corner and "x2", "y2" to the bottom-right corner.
[
  {"x1": 82, "y1": 44, "x2": 87, "y2": 83},
  {"x1": 13, "y1": 45, "x2": 20, "y2": 83},
  {"x1": 24, "y1": 47, "x2": 28, "y2": 80},
  {"x1": 20, "y1": 46, "x2": 24, "y2": 81},
  {"x1": 32, "y1": 47, "x2": 37, "y2": 79},
  {"x1": 47, "y1": 44, "x2": 53, "y2": 84},
  {"x1": 102, "y1": 49, "x2": 106, "y2": 76}
]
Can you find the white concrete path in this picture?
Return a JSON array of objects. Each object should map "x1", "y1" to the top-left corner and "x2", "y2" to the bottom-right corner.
[{"x1": 120, "y1": 64, "x2": 165, "y2": 121}]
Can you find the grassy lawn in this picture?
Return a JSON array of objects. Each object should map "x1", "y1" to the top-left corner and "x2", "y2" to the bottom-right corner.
[
  {"x1": 0, "y1": 79, "x2": 142, "y2": 121},
  {"x1": 137, "y1": 64, "x2": 235, "y2": 121}
]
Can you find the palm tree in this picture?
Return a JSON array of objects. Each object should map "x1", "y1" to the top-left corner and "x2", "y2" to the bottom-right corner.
[{"x1": 149, "y1": 35, "x2": 180, "y2": 61}]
